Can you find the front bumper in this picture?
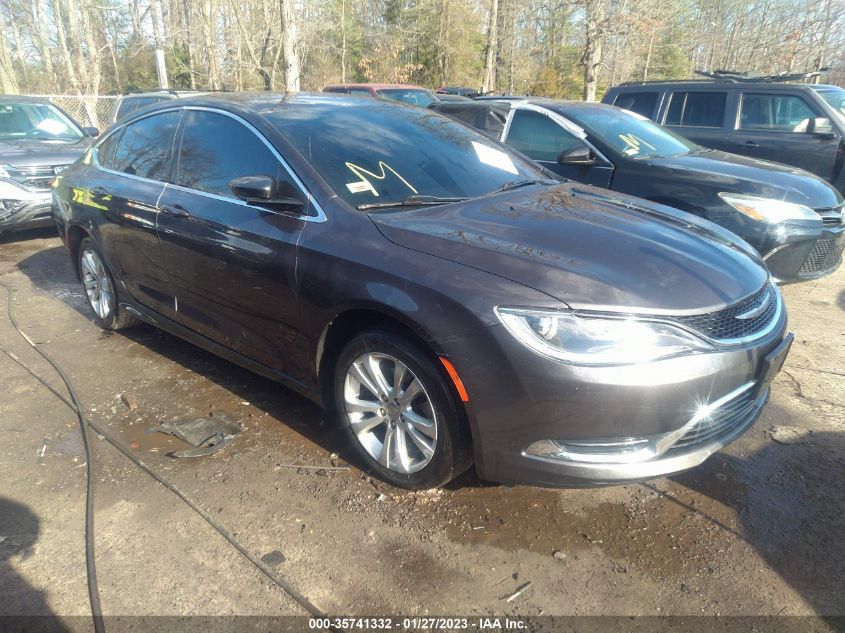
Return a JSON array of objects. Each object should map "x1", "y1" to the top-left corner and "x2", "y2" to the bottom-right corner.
[
  {"x1": 441, "y1": 311, "x2": 789, "y2": 488},
  {"x1": 762, "y1": 222, "x2": 844, "y2": 283},
  {"x1": 0, "y1": 180, "x2": 53, "y2": 231}
]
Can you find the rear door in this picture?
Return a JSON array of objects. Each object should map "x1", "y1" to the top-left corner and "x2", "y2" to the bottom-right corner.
[
  {"x1": 661, "y1": 89, "x2": 734, "y2": 151},
  {"x1": 503, "y1": 108, "x2": 614, "y2": 188},
  {"x1": 156, "y1": 108, "x2": 310, "y2": 375},
  {"x1": 89, "y1": 110, "x2": 181, "y2": 320},
  {"x1": 726, "y1": 90, "x2": 840, "y2": 179}
]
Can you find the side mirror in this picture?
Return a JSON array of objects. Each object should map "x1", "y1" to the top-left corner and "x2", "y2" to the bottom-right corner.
[
  {"x1": 229, "y1": 175, "x2": 305, "y2": 210},
  {"x1": 808, "y1": 117, "x2": 835, "y2": 138},
  {"x1": 557, "y1": 145, "x2": 597, "y2": 165},
  {"x1": 83, "y1": 127, "x2": 100, "y2": 137}
]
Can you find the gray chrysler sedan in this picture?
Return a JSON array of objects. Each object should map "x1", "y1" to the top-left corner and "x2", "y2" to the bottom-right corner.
[
  {"x1": 0, "y1": 96, "x2": 95, "y2": 235},
  {"x1": 52, "y1": 93, "x2": 791, "y2": 489}
]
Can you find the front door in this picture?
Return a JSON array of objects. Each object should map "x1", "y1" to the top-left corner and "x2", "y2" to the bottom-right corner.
[
  {"x1": 726, "y1": 91, "x2": 840, "y2": 181},
  {"x1": 503, "y1": 108, "x2": 614, "y2": 188},
  {"x1": 156, "y1": 109, "x2": 309, "y2": 377}
]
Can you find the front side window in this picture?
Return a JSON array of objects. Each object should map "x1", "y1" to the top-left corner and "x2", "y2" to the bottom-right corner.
[
  {"x1": 175, "y1": 110, "x2": 285, "y2": 197},
  {"x1": 613, "y1": 92, "x2": 659, "y2": 119},
  {"x1": 268, "y1": 103, "x2": 541, "y2": 208},
  {"x1": 566, "y1": 106, "x2": 697, "y2": 158},
  {"x1": 506, "y1": 109, "x2": 585, "y2": 162},
  {"x1": 0, "y1": 102, "x2": 84, "y2": 141},
  {"x1": 377, "y1": 89, "x2": 437, "y2": 107},
  {"x1": 112, "y1": 111, "x2": 180, "y2": 180},
  {"x1": 740, "y1": 93, "x2": 816, "y2": 132},
  {"x1": 665, "y1": 91, "x2": 726, "y2": 128}
]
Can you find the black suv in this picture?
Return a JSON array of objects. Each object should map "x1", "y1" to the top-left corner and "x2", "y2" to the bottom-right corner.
[{"x1": 602, "y1": 80, "x2": 845, "y2": 193}]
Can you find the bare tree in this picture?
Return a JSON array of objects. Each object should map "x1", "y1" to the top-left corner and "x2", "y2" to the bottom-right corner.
[
  {"x1": 280, "y1": 0, "x2": 301, "y2": 91},
  {"x1": 481, "y1": 0, "x2": 499, "y2": 93}
]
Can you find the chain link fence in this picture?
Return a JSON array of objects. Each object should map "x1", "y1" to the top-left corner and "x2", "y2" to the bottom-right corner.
[{"x1": 32, "y1": 95, "x2": 120, "y2": 131}]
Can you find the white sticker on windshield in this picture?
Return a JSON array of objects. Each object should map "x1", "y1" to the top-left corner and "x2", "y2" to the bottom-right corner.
[
  {"x1": 35, "y1": 119, "x2": 66, "y2": 135},
  {"x1": 471, "y1": 141, "x2": 518, "y2": 175}
]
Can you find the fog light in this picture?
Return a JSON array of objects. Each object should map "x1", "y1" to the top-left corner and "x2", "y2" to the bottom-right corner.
[{"x1": 524, "y1": 437, "x2": 658, "y2": 464}]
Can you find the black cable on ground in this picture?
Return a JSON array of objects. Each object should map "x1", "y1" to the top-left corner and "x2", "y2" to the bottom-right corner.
[
  {"x1": 0, "y1": 280, "x2": 326, "y2": 620},
  {"x1": 0, "y1": 281, "x2": 105, "y2": 633}
]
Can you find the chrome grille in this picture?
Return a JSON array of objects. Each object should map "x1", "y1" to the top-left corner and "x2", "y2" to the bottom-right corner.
[
  {"x1": 671, "y1": 283, "x2": 778, "y2": 343},
  {"x1": 4, "y1": 165, "x2": 65, "y2": 191},
  {"x1": 668, "y1": 387, "x2": 762, "y2": 453},
  {"x1": 798, "y1": 237, "x2": 844, "y2": 277}
]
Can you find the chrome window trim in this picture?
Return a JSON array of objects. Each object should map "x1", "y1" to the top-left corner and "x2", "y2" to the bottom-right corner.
[{"x1": 90, "y1": 105, "x2": 327, "y2": 223}]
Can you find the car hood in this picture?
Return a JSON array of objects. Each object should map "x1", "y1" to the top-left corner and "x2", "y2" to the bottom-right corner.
[
  {"x1": 0, "y1": 138, "x2": 91, "y2": 167},
  {"x1": 370, "y1": 183, "x2": 769, "y2": 314},
  {"x1": 643, "y1": 149, "x2": 843, "y2": 208}
]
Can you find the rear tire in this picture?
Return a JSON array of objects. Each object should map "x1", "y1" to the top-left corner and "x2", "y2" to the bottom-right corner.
[
  {"x1": 333, "y1": 330, "x2": 472, "y2": 490},
  {"x1": 78, "y1": 237, "x2": 139, "y2": 331}
]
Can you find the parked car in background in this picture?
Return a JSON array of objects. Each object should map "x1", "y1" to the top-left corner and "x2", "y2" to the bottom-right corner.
[
  {"x1": 602, "y1": 79, "x2": 845, "y2": 194},
  {"x1": 112, "y1": 89, "x2": 208, "y2": 123},
  {"x1": 0, "y1": 96, "x2": 95, "y2": 235},
  {"x1": 431, "y1": 98, "x2": 845, "y2": 283},
  {"x1": 53, "y1": 93, "x2": 790, "y2": 489},
  {"x1": 431, "y1": 93, "x2": 474, "y2": 103},
  {"x1": 323, "y1": 83, "x2": 437, "y2": 107},
  {"x1": 437, "y1": 86, "x2": 480, "y2": 98}
]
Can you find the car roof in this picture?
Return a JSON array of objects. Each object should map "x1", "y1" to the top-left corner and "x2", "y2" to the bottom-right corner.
[
  {"x1": 0, "y1": 95, "x2": 52, "y2": 105},
  {"x1": 612, "y1": 80, "x2": 822, "y2": 90},
  {"x1": 122, "y1": 90, "x2": 208, "y2": 98},
  {"x1": 323, "y1": 83, "x2": 430, "y2": 91}
]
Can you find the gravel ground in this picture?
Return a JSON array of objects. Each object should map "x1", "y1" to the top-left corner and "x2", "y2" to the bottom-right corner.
[{"x1": 0, "y1": 229, "x2": 843, "y2": 630}]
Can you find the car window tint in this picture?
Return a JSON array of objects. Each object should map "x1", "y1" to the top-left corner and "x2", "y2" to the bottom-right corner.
[
  {"x1": 614, "y1": 92, "x2": 658, "y2": 118},
  {"x1": 115, "y1": 98, "x2": 138, "y2": 121},
  {"x1": 175, "y1": 110, "x2": 284, "y2": 197},
  {"x1": 740, "y1": 94, "x2": 816, "y2": 132},
  {"x1": 134, "y1": 97, "x2": 162, "y2": 109},
  {"x1": 506, "y1": 109, "x2": 584, "y2": 161},
  {"x1": 96, "y1": 130, "x2": 123, "y2": 169},
  {"x1": 665, "y1": 91, "x2": 726, "y2": 127},
  {"x1": 112, "y1": 111, "x2": 180, "y2": 180}
]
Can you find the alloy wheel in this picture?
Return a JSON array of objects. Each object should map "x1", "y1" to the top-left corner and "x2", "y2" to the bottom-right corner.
[
  {"x1": 343, "y1": 352, "x2": 438, "y2": 474},
  {"x1": 80, "y1": 248, "x2": 113, "y2": 320}
]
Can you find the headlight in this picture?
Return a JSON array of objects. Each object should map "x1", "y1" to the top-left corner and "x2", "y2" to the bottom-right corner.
[
  {"x1": 718, "y1": 192, "x2": 820, "y2": 223},
  {"x1": 496, "y1": 308, "x2": 713, "y2": 365}
]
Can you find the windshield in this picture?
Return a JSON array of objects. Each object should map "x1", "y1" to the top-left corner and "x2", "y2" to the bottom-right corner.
[
  {"x1": 377, "y1": 89, "x2": 437, "y2": 108},
  {"x1": 269, "y1": 103, "x2": 542, "y2": 208},
  {"x1": 0, "y1": 102, "x2": 83, "y2": 141},
  {"x1": 816, "y1": 87, "x2": 845, "y2": 119},
  {"x1": 565, "y1": 106, "x2": 698, "y2": 158}
]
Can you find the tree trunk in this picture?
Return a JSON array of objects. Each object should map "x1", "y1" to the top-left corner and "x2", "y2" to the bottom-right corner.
[
  {"x1": 481, "y1": 0, "x2": 499, "y2": 93},
  {"x1": 0, "y1": 7, "x2": 19, "y2": 93},
  {"x1": 582, "y1": 0, "x2": 605, "y2": 102},
  {"x1": 280, "y1": 0, "x2": 301, "y2": 91},
  {"x1": 53, "y1": 0, "x2": 81, "y2": 94}
]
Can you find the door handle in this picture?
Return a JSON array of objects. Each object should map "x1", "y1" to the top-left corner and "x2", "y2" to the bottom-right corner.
[
  {"x1": 161, "y1": 204, "x2": 190, "y2": 219},
  {"x1": 91, "y1": 186, "x2": 109, "y2": 197}
]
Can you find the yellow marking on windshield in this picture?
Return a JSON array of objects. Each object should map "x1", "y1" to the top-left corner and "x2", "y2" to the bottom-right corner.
[
  {"x1": 345, "y1": 161, "x2": 418, "y2": 197},
  {"x1": 618, "y1": 133, "x2": 658, "y2": 155}
]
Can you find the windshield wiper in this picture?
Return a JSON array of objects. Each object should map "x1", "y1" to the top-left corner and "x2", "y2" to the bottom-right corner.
[
  {"x1": 488, "y1": 178, "x2": 556, "y2": 195},
  {"x1": 357, "y1": 194, "x2": 468, "y2": 211}
]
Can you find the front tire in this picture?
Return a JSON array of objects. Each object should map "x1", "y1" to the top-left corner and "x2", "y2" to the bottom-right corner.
[
  {"x1": 78, "y1": 237, "x2": 139, "y2": 331},
  {"x1": 333, "y1": 331, "x2": 472, "y2": 490}
]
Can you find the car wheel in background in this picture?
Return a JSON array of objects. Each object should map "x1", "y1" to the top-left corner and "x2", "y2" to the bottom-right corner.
[
  {"x1": 334, "y1": 331, "x2": 472, "y2": 489},
  {"x1": 78, "y1": 237, "x2": 139, "y2": 331}
]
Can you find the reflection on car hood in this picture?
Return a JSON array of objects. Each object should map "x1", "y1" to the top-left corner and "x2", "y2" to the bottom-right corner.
[
  {"x1": 644, "y1": 149, "x2": 843, "y2": 208},
  {"x1": 371, "y1": 183, "x2": 769, "y2": 314},
  {"x1": 0, "y1": 138, "x2": 91, "y2": 167}
]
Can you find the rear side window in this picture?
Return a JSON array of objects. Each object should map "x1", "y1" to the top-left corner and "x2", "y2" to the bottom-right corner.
[
  {"x1": 506, "y1": 109, "x2": 584, "y2": 162},
  {"x1": 175, "y1": 110, "x2": 284, "y2": 197},
  {"x1": 740, "y1": 93, "x2": 816, "y2": 132},
  {"x1": 96, "y1": 130, "x2": 123, "y2": 169},
  {"x1": 112, "y1": 111, "x2": 180, "y2": 180},
  {"x1": 665, "y1": 91, "x2": 726, "y2": 128},
  {"x1": 613, "y1": 92, "x2": 659, "y2": 118}
]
